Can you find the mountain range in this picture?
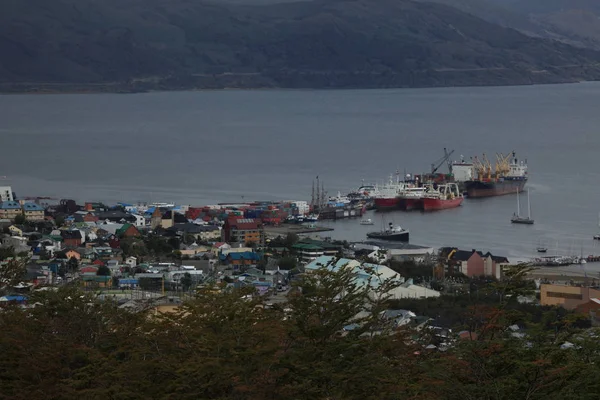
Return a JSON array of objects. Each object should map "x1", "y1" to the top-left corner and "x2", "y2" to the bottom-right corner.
[{"x1": 2, "y1": 0, "x2": 600, "y2": 92}]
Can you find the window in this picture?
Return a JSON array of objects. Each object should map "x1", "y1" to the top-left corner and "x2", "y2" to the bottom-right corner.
[{"x1": 546, "y1": 291, "x2": 583, "y2": 300}]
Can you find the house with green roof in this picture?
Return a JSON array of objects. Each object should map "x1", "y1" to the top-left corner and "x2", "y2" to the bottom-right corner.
[
  {"x1": 292, "y1": 239, "x2": 341, "y2": 263},
  {"x1": 116, "y1": 223, "x2": 141, "y2": 238}
]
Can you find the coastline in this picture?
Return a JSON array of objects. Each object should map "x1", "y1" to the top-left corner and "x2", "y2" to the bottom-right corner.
[{"x1": 3, "y1": 65, "x2": 600, "y2": 95}]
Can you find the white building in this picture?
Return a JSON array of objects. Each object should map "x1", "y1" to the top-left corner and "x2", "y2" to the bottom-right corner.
[
  {"x1": 125, "y1": 256, "x2": 137, "y2": 268},
  {"x1": 131, "y1": 214, "x2": 146, "y2": 228},
  {"x1": 0, "y1": 186, "x2": 13, "y2": 202},
  {"x1": 304, "y1": 256, "x2": 440, "y2": 299}
]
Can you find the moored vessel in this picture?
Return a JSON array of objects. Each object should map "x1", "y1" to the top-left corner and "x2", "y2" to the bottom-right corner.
[
  {"x1": 511, "y1": 189, "x2": 534, "y2": 225},
  {"x1": 373, "y1": 174, "x2": 405, "y2": 211},
  {"x1": 367, "y1": 222, "x2": 409, "y2": 242},
  {"x1": 465, "y1": 151, "x2": 528, "y2": 198},
  {"x1": 398, "y1": 186, "x2": 427, "y2": 211},
  {"x1": 422, "y1": 183, "x2": 463, "y2": 211}
]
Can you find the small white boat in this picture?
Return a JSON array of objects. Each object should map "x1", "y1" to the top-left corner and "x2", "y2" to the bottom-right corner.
[
  {"x1": 305, "y1": 214, "x2": 319, "y2": 222},
  {"x1": 360, "y1": 218, "x2": 374, "y2": 225}
]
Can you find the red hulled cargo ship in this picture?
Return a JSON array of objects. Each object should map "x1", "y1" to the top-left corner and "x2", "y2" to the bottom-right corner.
[
  {"x1": 422, "y1": 183, "x2": 464, "y2": 211},
  {"x1": 373, "y1": 175, "x2": 406, "y2": 211}
]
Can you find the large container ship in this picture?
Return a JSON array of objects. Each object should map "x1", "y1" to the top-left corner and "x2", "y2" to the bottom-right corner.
[{"x1": 464, "y1": 152, "x2": 527, "y2": 198}]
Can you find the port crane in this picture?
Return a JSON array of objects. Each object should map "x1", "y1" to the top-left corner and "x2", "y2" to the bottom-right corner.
[{"x1": 431, "y1": 148, "x2": 455, "y2": 174}]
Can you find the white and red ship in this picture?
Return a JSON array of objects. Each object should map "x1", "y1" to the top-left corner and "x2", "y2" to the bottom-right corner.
[{"x1": 421, "y1": 183, "x2": 463, "y2": 211}]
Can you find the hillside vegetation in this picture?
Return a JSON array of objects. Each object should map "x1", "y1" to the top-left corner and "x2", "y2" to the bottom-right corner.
[
  {"x1": 426, "y1": 0, "x2": 600, "y2": 49},
  {"x1": 2, "y1": 0, "x2": 600, "y2": 92}
]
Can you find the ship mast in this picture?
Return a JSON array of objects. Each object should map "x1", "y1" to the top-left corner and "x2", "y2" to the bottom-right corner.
[{"x1": 311, "y1": 179, "x2": 315, "y2": 209}]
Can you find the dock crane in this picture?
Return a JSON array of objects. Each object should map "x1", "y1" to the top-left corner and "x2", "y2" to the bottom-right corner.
[{"x1": 431, "y1": 148, "x2": 455, "y2": 175}]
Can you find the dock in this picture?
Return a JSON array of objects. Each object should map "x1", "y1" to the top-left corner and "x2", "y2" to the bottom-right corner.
[{"x1": 264, "y1": 225, "x2": 334, "y2": 238}]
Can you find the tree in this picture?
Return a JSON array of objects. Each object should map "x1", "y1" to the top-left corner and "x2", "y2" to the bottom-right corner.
[
  {"x1": 138, "y1": 277, "x2": 161, "y2": 292},
  {"x1": 66, "y1": 257, "x2": 78, "y2": 273},
  {"x1": 167, "y1": 237, "x2": 180, "y2": 251},
  {"x1": 144, "y1": 236, "x2": 174, "y2": 256},
  {"x1": 13, "y1": 214, "x2": 26, "y2": 225},
  {"x1": 278, "y1": 256, "x2": 297, "y2": 270},
  {"x1": 0, "y1": 246, "x2": 15, "y2": 261},
  {"x1": 54, "y1": 215, "x2": 65, "y2": 227},
  {"x1": 120, "y1": 237, "x2": 148, "y2": 258},
  {"x1": 0, "y1": 258, "x2": 27, "y2": 295},
  {"x1": 96, "y1": 265, "x2": 111, "y2": 276},
  {"x1": 180, "y1": 272, "x2": 192, "y2": 292},
  {"x1": 284, "y1": 232, "x2": 299, "y2": 248}
]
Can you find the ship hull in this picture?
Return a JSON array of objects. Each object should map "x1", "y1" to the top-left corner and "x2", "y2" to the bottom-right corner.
[
  {"x1": 464, "y1": 179, "x2": 527, "y2": 198},
  {"x1": 366, "y1": 231, "x2": 409, "y2": 242},
  {"x1": 422, "y1": 197, "x2": 464, "y2": 211},
  {"x1": 400, "y1": 198, "x2": 423, "y2": 211},
  {"x1": 374, "y1": 197, "x2": 399, "y2": 210}
]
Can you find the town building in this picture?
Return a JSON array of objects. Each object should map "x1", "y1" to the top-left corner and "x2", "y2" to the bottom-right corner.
[
  {"x1": 167, "y1": 223, "x2": 221, "y2": 242},
  {"x1": 131, "y1": 214, "x2": 146, "y2": 227},
  {"x1": 97, "y1": 210, "x2": 136, "y2": 224},
  {"x1": 73, "y1": 211, "x2": 99, "y2": 223},
  {"x1": 0, "y1": 201, "x2": 22, "y2": 220},
  {"x1": 219, "y1": 251, "x2": 262, "y2": 268},
  {"x1": 292, "y1": 239, "x2": 341, "y2": 263},
  {"x1": 439, "y1": 247, "x2": 509, "y2": 279},
  {"x1": 575, "y1": 298, "x2": 600, "y2": 325},
  {"x1": 8, "y1": 225, "x2": 22, "y2": 236},
  {"x1": 0, "y1": 186, "x2": 14, "y2": 202},
  {"x1": 61, "y1": 230, "x2": 83, "y2": 248},
  {"x1": 116, "y1": 223, "x2": 141, "y2": 238},
  {"x1": 22, "y1": 202, "x2": 45, "y2": 221},
  {"x1": 304, "y1": 256, "x2": 440, "y2": 299},
  {"x1": 222, "y1": 218, "x2": 264, "y2": 246},
  {"x1": 540, "y1": 284, "x2": 600, "y2": 310},
  {"x1": 65, "y1": 249, "x2": 81, "y2": 261},
  {"x1": 212, "y1": 242, "x2": 231, "y2": 256}
]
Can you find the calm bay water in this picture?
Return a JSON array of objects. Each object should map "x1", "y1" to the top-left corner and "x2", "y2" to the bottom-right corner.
[{"x1": 2, "y1": 83, "x2": 600, "y2": 261}]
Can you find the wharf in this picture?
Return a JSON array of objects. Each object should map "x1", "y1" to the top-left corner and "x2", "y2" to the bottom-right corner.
[{"x1": 264, "y1": 225, "x2": 334, "y2": 237}]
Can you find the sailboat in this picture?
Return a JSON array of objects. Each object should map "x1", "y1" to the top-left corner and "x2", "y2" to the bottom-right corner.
[
  {"x1": 594, "y1": 212, "x2": 600, "y2": 240},
  {"x1": 511, "y1": 189, "x2": 534, "y2": 224}
]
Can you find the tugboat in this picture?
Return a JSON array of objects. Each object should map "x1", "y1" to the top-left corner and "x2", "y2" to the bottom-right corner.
[{"x1": 366, "y1": 222, "x2": 409, "y2": 242}]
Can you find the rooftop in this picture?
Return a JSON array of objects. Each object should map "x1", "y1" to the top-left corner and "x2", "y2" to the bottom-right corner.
[
  {"x1": 22, "y1": 203, "x2": 44, "y2": 211},
  {"x1": 0, "y1": 201, "x2": 21, "y2": 210}
]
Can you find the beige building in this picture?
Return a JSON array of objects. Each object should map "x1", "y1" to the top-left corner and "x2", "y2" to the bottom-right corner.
[
  {"x1": 0, "y1": 201, "x2": 22, "y2": 220},
  {"x1": 540, "y1": 284, "x2": 600, "y2": 310},
  {"x1": 21, "y1": 202, "x2": 45, "y2": 221}
]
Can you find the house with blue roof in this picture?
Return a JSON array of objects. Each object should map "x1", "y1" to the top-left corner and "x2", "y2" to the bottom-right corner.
[
  {"x1": 219, "y1": 251, "x2": 262, "y2": 269},
  {"x1": 22, "y1": 202, "x2": 45, "y2": 221},
  {"x1": 0, "y1": 201, "x2": 22, "y2": 220},
  {"x1": 304, "y1": 256, "x2": 440, "y2": 299}
]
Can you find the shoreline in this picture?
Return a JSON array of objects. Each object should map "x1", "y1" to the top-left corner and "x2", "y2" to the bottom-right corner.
[
  {"x1": 2, "y1": 66, "x2": 600, "y2": 95},
  {"x1": 0, "y1": 80, "x2": 589, "y2": 96}
]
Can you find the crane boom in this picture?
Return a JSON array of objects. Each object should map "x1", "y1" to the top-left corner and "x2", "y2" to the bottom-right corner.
[{"x1": 431, "y1": 148, "x2": 455, "y2": 174}]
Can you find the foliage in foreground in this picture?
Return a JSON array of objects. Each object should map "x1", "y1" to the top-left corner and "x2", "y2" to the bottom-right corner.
[{"x1": 0, "y1": 266, "x2": 599, "y2": 400}]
